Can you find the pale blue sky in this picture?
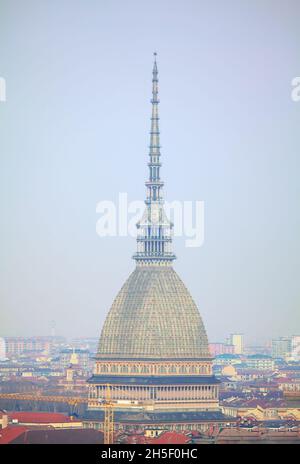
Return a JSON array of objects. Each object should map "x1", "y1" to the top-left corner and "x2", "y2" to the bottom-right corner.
[{"x1": 0, "y1": 0, "x2": 299, "y2": 344}]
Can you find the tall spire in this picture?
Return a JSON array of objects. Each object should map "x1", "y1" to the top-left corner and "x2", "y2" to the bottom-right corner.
[
  {"x1": 133, "y1": 53, "x2": 176, "y2": 266},
  {"x1": 146, "y1": 52, "x2": 163, "y2": 204},
  {"x1": 149, "y1": 52, "x2": 160, "y2": 169}
]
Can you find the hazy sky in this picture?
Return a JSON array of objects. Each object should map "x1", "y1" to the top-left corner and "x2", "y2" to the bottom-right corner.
[{"x1": 0, "y1": 0, "x2": 299, "y2": 345}]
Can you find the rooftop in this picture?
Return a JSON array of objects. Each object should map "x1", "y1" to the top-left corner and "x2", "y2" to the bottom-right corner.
[
  {"x1": 10, "y1": 428, "x2": 103, "y2": 444},
  {"x1": 0, "y1": 426, "x2": 27, "y2": 444},
  {"x1": 88, "y1": 375, "x2": 220, "y2": 385},
  {"x1": 84, "y1": 410, "x2": 235, "y2": 424},
  {"x1": 8, "y1": 412, "x2": 72, "y2": 424},
  {"x1": 97, "y1": 267, "x2": 210, "y2": 360}
]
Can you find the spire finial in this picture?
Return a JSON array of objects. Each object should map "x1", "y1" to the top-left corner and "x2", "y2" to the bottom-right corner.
[{"x1": 152, "y1": 51, "x2": 158, "y2": 76}]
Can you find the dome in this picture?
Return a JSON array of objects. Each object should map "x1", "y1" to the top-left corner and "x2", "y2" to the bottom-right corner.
[{"x1": 97, "y1": 266, "x2": 210, "y2": 360}]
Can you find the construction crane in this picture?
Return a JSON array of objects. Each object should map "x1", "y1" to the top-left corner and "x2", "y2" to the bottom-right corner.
[
  {"x1": 0, "y1": 392, "x2": 88, "y2": 405},
  {"x1": 0, "y1": 390, "x2": 115, "y2": 443},
  {"x1": 100, "y1": 385, "x2": 145, "y2": 444},
  {"x1": 0, "y1": 388, "x2": 143, "y2": 444},
  {"x1": 0, "y1": 392, "x2": 88, "y2": 411},
  {"x1": 99, "y1": 384, "x2": 114, "y2": 445}
]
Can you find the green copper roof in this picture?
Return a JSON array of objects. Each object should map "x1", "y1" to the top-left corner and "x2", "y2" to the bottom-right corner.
[{"x1": 97, "y1": 266, "x2": 210, "y2": 360}]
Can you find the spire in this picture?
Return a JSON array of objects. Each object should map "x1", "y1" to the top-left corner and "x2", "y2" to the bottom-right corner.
[
  {"x1": 149, "y1": 52, "x2": 160, "y2": 165},
  {"x1": 146, "y1": 51, "x2": 163, "y2": 204},
  {"x1": 133, "y1": 53, "x2": 176, "y2": 266}
]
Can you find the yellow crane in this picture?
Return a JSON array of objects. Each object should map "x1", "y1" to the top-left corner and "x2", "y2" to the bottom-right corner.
[
  {"x1": 100, "y1": 385, "x2": 144, "y2": 444},
  {"x1": 0, "y1": 392, "x2": 88, "y2": 406},
  {"x1": 102, "y1": 383, "x2": 114, "y2": 445},
  {"x1": 0, "y1": 390, "x2": 114, "y2": 443}
]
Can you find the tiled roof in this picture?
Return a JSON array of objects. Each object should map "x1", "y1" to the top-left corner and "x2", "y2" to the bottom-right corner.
[
  {"x1": 8, "y1": 412, "x2": 72, "y2": 424},
  {"x1": 97, "y1": 267, "x2": 210, "y2": 360},
  {"x1": 0, "y1": 426, "x2": 27, "y2": 444},
  {"x1": 149, "y1": 431, "x2": 190, "y2": 444},
  {"x1": 11, "y1": 429, "x2": 103, "y2": 444}
]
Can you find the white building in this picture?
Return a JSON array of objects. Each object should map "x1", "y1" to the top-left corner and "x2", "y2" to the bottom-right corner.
[
  {"x1": 246, "y1": 355, "x2": 274, "y2": 370},
  {"x1": 291, "y1": 335, "x2": 300, "y2": 361},
  {"x1": 230, "y1": 334, "x2": 244, "y2": 355},
  {"x1": 0, "y1": 338, "x2": 6, "y2": 361}
]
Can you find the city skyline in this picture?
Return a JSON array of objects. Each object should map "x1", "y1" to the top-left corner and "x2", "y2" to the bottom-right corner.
[{"x1": 1, "y1": 0, "x2": 300, "y2": 345}]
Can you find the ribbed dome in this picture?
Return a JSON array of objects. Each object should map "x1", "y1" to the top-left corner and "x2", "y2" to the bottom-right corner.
[{"x1": 97, "y1": 266, "x2": 210, "y2": 360}]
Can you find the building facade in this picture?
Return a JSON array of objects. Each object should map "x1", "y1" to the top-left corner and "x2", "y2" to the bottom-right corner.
[
  {"x1": 4, "y1": 336, "x2": 65, "y2": 357},
  {"x1": 272, "y1": 338, "x2": 292, "y2": 360},
  {"x1": 209, "y1": 343, "x2": 235, "y2": 356},
  {"x1": 246, "y1": 355, "x2": 275, "y2": 370},
  {"x1": 59, "y1": 348, "x2": 91, "y2": 371},
  {"x1": 0, "y1": 338, "x2": 6, "y2": 361},
  {"x1": 291, "y1": 335, "x2": 300, "y2": 361},
  {"x1": 230, "y1": 334, "x2": 244, "y2": 355}
]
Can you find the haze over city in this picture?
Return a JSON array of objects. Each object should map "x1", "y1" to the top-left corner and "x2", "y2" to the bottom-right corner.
[{"x1": 1, "y1": 0, "x2": 299, "y2": 345}]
